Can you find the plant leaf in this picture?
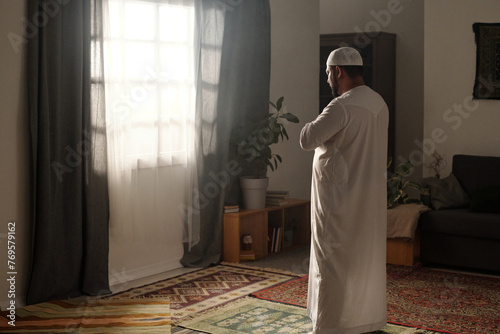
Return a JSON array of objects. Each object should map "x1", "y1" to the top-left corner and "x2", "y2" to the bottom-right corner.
[
  {"x1": 405, "y1": 180, "x2": 423, "y2": 191},
  {"x1": 387, "y1": 190, "x2": 402, "y2": 207},
  {"x1": 282, "y1": 127, "x2": 289, "y2": 140},
  {"x1": 258, "y1": 128, "x2": 273, "y2": 145},
  {"x1": 272, "y1": 122, "x2": 281, "y2": 133},
  {"x1": 387, "y1": 177, "x2": 400, "y2": 192},
  {"x1": 276, "y1": 96, "x2": 284, "y2": 111},
  {"x1": 264, "y1": 158, "x2": 274, "y2": 171},
  {"x1": 237, "y1": 142, "x2": 251, "y2": 158},
  {"x1": 282, "y1": 113, "x2": 299, "y2": 123},
  {"x1": 395, "y1": 161, "x2": 412, "y2": 176},
  {"x1": 250, "y1": 148, "x2": 261, "y2": 157}
]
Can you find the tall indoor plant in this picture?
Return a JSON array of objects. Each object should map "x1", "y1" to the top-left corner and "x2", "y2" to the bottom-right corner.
[{"x1": 234, "y1": 96, "x2": 299, "y2": 209}]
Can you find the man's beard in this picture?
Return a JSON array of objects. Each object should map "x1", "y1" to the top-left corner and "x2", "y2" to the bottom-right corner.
[
  {"x1": 330, "y1": 76, "x2": 339, "y2": 98},
  {"x1": 331, "y1": 86, "x2": 338, "y2": 98}
]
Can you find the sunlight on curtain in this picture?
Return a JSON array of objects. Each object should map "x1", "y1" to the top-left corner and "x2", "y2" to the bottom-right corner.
[{"x1": 103, "y1": 0, "x2": 196, "y2": 281}]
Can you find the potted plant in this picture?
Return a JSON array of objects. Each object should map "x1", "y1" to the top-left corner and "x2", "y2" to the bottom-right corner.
[
  {"x1": 387, "y1": 158, "x2": 423, "y2": 208},
  {"x1": 425, "y1": 150, "x2": 446, "y2": 179},
  {"x1": 234, "y1": 96, "x2": 299, "y2": 209}
]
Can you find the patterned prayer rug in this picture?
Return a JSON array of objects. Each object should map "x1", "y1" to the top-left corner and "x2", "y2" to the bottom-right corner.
[
  {"x1": 252, "y1": 274, "x2": 308, "y2": 307},
  {"x1": 179, "y1": 297, "x2": 312, "y2": 333},
  {"x1": 105, "y1": 264, "x2": 300, "y2": 323},
  {"x1": 251, "y1": 265, "x2": 500, "y2": 334},
  {"x1": 387, "y1": 265, "x2": 500, "y2": 334},
  {"x1": 178, "y1": 297, "x2": 440, "y2": 334},
  {"x1": 0, "y1": 298, "x2": 171, "y2": 333}
]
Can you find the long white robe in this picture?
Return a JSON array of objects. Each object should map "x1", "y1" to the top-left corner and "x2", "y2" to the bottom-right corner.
[{"x1": 300, "y1": 85, "x2": 388, "y2": 334}]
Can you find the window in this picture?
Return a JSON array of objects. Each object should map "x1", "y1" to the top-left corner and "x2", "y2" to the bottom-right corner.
[{"x1": 105, "y1": 0, "x2": 195, "y2": 167}]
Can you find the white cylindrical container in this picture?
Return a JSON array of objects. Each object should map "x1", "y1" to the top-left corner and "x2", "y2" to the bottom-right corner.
[{"x1": 239, "y1": 176, "x2": 269, "y2": 210}]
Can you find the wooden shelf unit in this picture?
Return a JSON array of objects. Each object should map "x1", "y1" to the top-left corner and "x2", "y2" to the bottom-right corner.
[{"x1": 222, "y1": 198, "x2": 311, "y2": 263}]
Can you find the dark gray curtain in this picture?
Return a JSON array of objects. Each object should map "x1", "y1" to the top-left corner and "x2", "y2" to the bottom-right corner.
[
  {"x1": 27, "y1": 0, "x2": 110, "y2": 305},
  {"x1": 181, "y1": 0, "x2": 271, "y2": 267}
]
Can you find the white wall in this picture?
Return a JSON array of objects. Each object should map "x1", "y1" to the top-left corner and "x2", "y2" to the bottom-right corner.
[
  {"x1": 423, "y1": 0, "x2": 500, "y2": 177},
  {"x1": 268, "y1": 0, "x2": 319, "y2": 199},
  {"x1": 320, "y1": 0, "x2": 425, "y2": 176},
  {"x1": 0, "y1": 1, "x2": 31, "y2": 309}
]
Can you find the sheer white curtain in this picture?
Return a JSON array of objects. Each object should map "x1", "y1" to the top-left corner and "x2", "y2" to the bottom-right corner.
[{"x1": 103, "y1": 0, "x2": 198, "y2": 281}]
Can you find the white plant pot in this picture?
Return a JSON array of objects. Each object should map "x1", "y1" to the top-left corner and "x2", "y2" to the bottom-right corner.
[{"x1": 240, "y1": 176, "x2": 269, "y2": 210}]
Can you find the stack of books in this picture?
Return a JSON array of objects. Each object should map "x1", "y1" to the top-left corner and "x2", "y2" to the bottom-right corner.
[
  {"x1": 268, "y1": 227, "x2": 282, "y2": 253},
  {"x1": 224, "y1": 205, "x2": 239, "y2": 213},
  {"x1": 266, "y1": 190, "x2": 289, "y2": 206}
]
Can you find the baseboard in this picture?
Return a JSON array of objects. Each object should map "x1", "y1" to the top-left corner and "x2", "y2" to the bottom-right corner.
[{"x1": 109, "y1": 258, "x2": 183, "y2": 292}]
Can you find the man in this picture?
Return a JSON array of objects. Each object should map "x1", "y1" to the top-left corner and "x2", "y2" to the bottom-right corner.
[{"x1": 300, "y1": 47, "x2": 388, "y2": 334}]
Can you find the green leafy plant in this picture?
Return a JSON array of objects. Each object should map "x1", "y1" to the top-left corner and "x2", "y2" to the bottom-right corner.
[
  {"x1": 387, "y1": 157, "x2": 423, "y2": 208},
  {"x1": 234, "y1": 97, "x2": 299, "y2": 178}
]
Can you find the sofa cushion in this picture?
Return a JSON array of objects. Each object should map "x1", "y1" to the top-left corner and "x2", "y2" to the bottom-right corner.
[
  {"x1": 470, "y1": 185, "x2": 500, "y2": 213},
  {"x1": 421, "y1": 173, "x2": 470, "y2": 210},
  {"x1": 452, "y1": 154, "x2": 500, "y2": 196},
  {"x1": 419, "y1": 209, "x2": 500, "y2": 240}
]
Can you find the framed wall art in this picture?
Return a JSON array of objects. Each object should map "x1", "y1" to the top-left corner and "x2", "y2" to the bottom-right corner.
[{"x1": 472, "y1": 23, "x2": 500, "y2": 100}]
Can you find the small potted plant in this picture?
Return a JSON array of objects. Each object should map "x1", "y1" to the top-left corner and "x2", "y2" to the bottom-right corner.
[
  {"x1": 425, "y1": 150, "x2": 446, "y2": 179},
  {"x1": 387, "y1": 158, "x2": 423, "y2": 208},
  {"x1": 234, "y1": 97, "x2": 299, "y2": 209}
]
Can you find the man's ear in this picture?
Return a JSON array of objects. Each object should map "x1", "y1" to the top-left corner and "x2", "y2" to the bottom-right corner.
[{"x1": 334, "y1": 66, "x2": 342, "y2": 78}]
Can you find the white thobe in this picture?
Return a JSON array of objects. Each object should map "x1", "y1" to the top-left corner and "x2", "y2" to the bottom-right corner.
[{"x1": 300, "y1": 85, "x2": 388, "y2": 334}]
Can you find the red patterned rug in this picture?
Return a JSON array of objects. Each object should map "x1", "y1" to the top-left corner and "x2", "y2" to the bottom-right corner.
[
  {"x1": 104, "y1": 264, "x2": 300, "y2": 323},
  {"x1": 251, "y1": 265, "x2": 500, "y2": 334},
  {"x1": 251, "y1": 274, "x2": 308, "y2": 307}
]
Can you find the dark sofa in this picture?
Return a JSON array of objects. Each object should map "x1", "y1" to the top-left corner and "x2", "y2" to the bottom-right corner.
[{"x1": 419, "y1": 154, "x2": 500, "y2": 273}]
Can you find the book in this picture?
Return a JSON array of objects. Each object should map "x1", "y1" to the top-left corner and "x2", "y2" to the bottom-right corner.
[
  {"x1": 271, "y1": 227, "x2": 281, "y2": 253},
  {"x1": 266, "y1": 198, "x2": 289, "y2": 206},
  {"x1": 276, "y1": 227, "x2": 282, "y2": 252},
  {"x1": 266, "y1": 194, "x2": 289, "y2": 200},
  {"x1": 273, "y1": 228, "x2": 277, "y2": 252},
  {"x1": 224, "y1": 208, "x2": 240, "y2": 213},
  {"x1": 267, "y1": 190, "x2": 290, "y2": 196},
  {"x1": 268, "y1": 227, "x2": 274, "y2": 253},
  {"x1": 224, "y1": 204, "x2": 240, "y2": 213},
  {"x1": 266, "y1": 191, "x2": 289, "y2": 199}
]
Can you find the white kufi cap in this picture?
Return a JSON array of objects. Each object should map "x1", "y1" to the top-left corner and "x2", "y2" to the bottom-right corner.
[{"x1": 326, "y1": 47, "x2": 363, "y2": 66}]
